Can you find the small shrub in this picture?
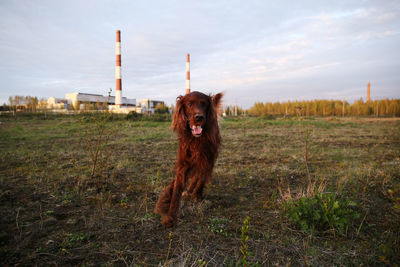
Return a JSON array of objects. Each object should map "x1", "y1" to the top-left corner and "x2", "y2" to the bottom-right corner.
[
  {"x1": 284, "y1": 193, "x2": 360, "y2": 236},
  {"x1": 126, "y1": 112, "x2": 171, "y2": 122},
  {"x1": 155, "y1": 103, "x2": 169, "y2": 114},
  {"x1": 261, "y1": 114, "x2": 276, "y2": 120},
  {"x1": 141, "y1": 113, "x2": 171, "y2": 122},
  {"x1": 126, "y1": 111, "x2": 143, "y2": 121},
  {"x1": 153, "y1": 113, "x2": 170, "y2": 121}
]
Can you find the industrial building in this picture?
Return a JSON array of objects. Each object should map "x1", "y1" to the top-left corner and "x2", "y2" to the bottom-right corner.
[
  {"x1": 65, "y1": 92, "x2": 135, "y2": 110},
  {"x1": 137, "y1": 99, "x2": 165, "y2": 114},
  {"x1": 46, "y1": 92, "x2": 163, "y2": 114},
  {"x1": 47, "y1": 97, "x2": 68, "y2": 109}
]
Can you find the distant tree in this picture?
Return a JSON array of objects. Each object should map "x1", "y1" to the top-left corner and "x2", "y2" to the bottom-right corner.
[
  {"x1": 38, "y1": 98, "x2": 48, "y2": 111},
  {"x1": 223, "y1": 105, "x2": 245, "y2": 116},
  {"x1": 82, "y1": 102, "x2": 91, "y2": 111},
  {"x1": 0, "y1": 103, "x2": 10, "y2": 111},
  {"x1": 8, "y1": 96, "x2": 14, "y2": 113},
  {"x1": 155, "y1": 103, "x2": 169, "y2": 114}
]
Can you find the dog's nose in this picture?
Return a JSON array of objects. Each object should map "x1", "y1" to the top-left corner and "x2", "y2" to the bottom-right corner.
[{"x1": 195, "y1": 114, "x2": 204, "y2": 122}]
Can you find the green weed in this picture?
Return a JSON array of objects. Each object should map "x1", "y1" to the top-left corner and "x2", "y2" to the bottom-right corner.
[
  {"x1": 388, "y1": 187, "x2": 400, "y2": 210},
  {"x1": 43, "y1": 210, "x2": 54, "y2": 216},
  {"x1": 240, "y1": 216, "x2": 250, "y2": 267},
  {"x1": 208, "y1": 217, "x2": 229, "y2": 237},
  {"x1": 284, "y1": 193, "x2": 360, "y2": 236},
  {"x1": 197, "y1": 259, "x2": 206, "y2": 266},
  {"x1": 61, "y1": 232, "x2": 90, "y2": 250},
  {"x1": 126, "y1": 111, "x2": 143, "y2": 121}
]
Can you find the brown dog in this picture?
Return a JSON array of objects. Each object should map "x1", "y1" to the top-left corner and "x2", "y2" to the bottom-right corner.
[{"x1": 155, "y1": 91, "x2": 223, "y2": 227}]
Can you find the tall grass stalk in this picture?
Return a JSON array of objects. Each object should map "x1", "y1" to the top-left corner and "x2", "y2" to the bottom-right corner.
[
  {"x1": 302, "y1": 125, "x2": 313, "y2": 196},
  {"x1": 89, "y1": 112, "x2": 110, "y2": 178},
  {"x1": 240, "y1": 216, "x2": 250, "y2": 267},
  {"x1": 165, "y1": 232, "x2": 173, "y2": 266},
  {"x1": 80, "y1": 89, "x2": 113, "y2": 182}
]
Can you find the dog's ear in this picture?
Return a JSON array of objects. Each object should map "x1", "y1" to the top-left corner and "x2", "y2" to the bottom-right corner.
[
  {"x1": 207, "y1": 92, "x2": 223, "y2": 122},
  {"x1": 212, "y1": 92, "x2": 223, "y2": 116},
  {"x1": 172, "y1": 95, "x2": 186, "y2": 132}
]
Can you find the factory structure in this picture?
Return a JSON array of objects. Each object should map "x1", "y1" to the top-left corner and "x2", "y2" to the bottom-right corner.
[{"x1": 45, "y1": 30, "x2": 166, "y2": 114}]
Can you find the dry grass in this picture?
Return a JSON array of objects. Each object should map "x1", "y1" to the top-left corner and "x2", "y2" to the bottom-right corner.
[{"x1": 0, "y1": 113, "x2": 399, "y2": 265}]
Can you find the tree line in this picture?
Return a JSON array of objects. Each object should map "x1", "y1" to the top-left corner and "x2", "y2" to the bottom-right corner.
[
  {"x1": 6, "y1": 95, "x2": 47, "y2": 112},
  {"x1": 248, "y1": 99, "x2": 400, "y2": 117},
  {"x1": 3, "y1": 95, "x2": 400, "y2": 117}
]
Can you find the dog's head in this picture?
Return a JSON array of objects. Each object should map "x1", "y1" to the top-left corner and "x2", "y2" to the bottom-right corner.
[{"x1": 172, "y1": 91, "x2": 223, "y2": 137}]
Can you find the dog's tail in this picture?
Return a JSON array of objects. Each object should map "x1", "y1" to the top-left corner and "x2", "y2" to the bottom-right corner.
[{"x1": 154, "y1": 179, "x2": 175, "y2": 216}]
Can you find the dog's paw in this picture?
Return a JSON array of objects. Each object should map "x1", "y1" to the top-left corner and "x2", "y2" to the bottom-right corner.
[
  {"x1": 182, "y1": 191, "x2": 203, "y2": 202},
  {"x1": 161, "y1": 215, "x2": 176, "y2": 228},
  {"x1": 154, "y1": 205, "x2": 167, "y2": 216}
]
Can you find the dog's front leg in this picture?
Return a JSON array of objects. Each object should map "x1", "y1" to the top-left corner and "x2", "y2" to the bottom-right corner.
[{"x1": 163, "y1": 167, "x2": 186, "y2": 227}]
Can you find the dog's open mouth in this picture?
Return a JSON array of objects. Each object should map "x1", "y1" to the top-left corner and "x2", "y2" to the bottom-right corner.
[{"x1": 191, "y1": 125, "x2": 203, "y2": 137}]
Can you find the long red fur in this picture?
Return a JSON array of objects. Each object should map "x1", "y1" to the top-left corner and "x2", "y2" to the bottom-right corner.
[{"x1": 154, "y1": 91, "x2": 223, "y2": 227}]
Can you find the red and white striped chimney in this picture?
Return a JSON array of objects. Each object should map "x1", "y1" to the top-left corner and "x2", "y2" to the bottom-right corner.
[
  {"x1": 115, "y1": 30, "x2": 122, "y2": 107},
  {"x1": 367, "y1": 82, "x2": 371, "y2": 102},
  {"x1": 186, "y1": 53, "x2": 190, "y2": 94}
]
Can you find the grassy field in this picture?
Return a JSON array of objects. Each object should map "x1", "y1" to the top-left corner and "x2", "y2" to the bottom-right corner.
[{"x1": 0, "y1": 113, "x2": 399, "y2": 266}]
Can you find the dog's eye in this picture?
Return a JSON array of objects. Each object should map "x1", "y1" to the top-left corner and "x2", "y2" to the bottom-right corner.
[{"x1": 188, "y1": 103, "x2": 192, "y2": 107}]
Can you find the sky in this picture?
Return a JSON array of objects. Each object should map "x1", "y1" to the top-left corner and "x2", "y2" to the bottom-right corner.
[{"x1": 0, "y1": 0, "x2": 399, "y2": 108}]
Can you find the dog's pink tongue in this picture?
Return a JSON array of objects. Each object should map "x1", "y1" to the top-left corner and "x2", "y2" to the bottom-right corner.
[{"x1": 192, "y1": 126, "x2": 202, "y2": 135}]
